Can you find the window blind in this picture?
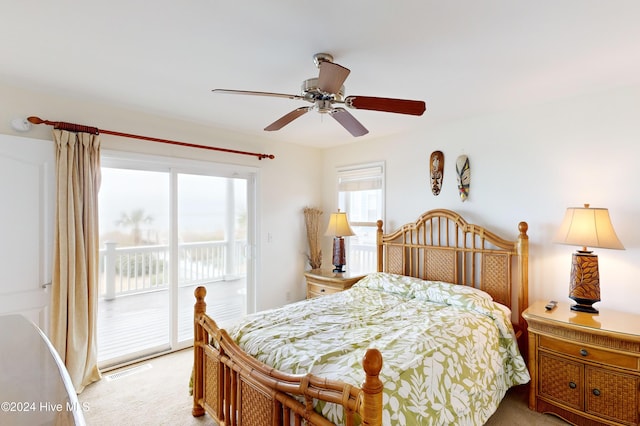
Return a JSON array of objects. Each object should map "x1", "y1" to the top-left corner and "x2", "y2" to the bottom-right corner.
[{"x1": 337, "y1": 165, "x2": 383, "y2": 191}]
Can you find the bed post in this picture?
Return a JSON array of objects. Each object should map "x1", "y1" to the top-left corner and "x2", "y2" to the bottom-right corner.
[
  {"x1": 192, "y1": 286, "x2": 207, "y2": 417},
  {"x1": 516, "y1": 222, "x2": 529, "y2": 336},
  {"x1": 376, "y1": 220, "x2": 384, "y2": 272},
  {"x1": 361, "y1": 348, "x2": 383, "y2": 426}
]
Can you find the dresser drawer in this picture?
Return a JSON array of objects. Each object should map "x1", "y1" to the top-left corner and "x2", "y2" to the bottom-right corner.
[
  {"x1": 307, "y1": 282, "x2": 340, "y2": 297},
  {"x1": 540, "y1": 335, "x2": 639, "y2": 371}
]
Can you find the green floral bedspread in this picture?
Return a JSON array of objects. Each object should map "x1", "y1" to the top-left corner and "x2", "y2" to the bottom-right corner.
[{"x1": 227, "y1": 273, "x2": 530, "y2": 425}]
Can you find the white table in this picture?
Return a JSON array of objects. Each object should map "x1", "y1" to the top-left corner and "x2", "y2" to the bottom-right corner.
[{"x1": 0, "y1": 314, "x2": 86, "y2": 425}]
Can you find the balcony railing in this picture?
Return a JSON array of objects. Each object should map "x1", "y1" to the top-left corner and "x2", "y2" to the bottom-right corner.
[
  {"x1": 347, "y1": 243, "x2": 377, "y2": 275},
  {"x1": 99, "y1": 240, "x2": 380, "y2": 301},
  {"x1": 98, "y1": 240, "x2": 247, "y2": 300},
  {"x1": 96, "y1": 240, "x2": 375, "y2": 364}
]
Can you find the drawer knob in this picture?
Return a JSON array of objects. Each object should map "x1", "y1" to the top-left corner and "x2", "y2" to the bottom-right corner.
[
  {"x1": 569, "y1": 381, "x2": 577, "y2": 389},
  {"x1": 592, "y1": 388, "x2": 601, "y2": 396},
  {"x1": 320, "y1": 288, "x2": 325, "y2": 293},
  {"x1": 579, "y1": 349, "x2": 588, "y2": 357}
]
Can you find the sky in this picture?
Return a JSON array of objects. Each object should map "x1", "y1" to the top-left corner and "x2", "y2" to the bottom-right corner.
[{"x1": 99, "y1": 167, "x2": 246, "y2": 245}]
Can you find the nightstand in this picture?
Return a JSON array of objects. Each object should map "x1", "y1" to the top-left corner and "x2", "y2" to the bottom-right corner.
[
  {"x1": 304, "y1": 269, "x2": 365, "y2": 299},
  {"x1": 523, "y1": 301, "x2": 640, "y2": 425}
]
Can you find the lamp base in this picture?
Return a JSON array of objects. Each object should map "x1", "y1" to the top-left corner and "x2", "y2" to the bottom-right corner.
[
  {"x1": 570, "y1": 303, "x2": 599, "y2": 314},
  {"x1": 569, "y1": 251, "x2": 600, "y2": 314},
  {"x1": 331, "y1": 237, "x2": 347, "y2": 274}
]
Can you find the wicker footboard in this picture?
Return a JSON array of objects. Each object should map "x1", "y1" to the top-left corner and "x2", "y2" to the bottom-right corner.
[{"x1": 192, "y1": 286, "x2": 383, "y2": 426}]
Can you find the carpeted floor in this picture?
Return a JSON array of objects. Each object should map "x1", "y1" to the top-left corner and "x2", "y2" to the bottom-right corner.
[
  {"x1": 79, "y1": 348, "x2": 568, "y2": 425},
  {"x1": 79, "y1": 349, "x2": 215, "y2": 426}
]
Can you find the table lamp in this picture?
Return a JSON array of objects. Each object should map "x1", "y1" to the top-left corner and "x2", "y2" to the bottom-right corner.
[
  {"x1": 325, "y1": 209, "x2": 355, "y2": 273},
  {"x1": 554, "y1": 204, "x2": 624, "y2": 313}
]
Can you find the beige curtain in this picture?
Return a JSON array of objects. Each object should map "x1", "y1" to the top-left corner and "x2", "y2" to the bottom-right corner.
[{"x1": 50, "y1": 129, "x2": 102, "y2": 393}]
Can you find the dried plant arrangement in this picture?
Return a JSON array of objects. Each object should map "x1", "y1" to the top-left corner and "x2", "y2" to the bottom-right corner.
[{"x1": 303, "y1": 206, "x2": 323, "y2": 269}]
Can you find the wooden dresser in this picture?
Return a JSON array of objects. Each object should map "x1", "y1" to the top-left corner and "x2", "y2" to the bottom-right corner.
[
  {"x1": 523, "y1": 301, "x2": 640, "y2": 425},
  {"x1": 304, "y1": 269, "x2": 365, "y2": 299}
]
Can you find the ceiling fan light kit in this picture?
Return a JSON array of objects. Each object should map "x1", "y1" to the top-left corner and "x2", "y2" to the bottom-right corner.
[{"x1": 213, "y1": 53, "x2": 426, "y2": 137}]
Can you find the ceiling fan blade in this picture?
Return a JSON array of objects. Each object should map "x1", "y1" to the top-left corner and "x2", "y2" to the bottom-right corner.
[
  {"x1": 264, "y1": 107, "x2": 312, "y2": 131},
  {"x1": 213, "y1": 89, "x2": 304, "y2": 101},
  {"x1": 344, "y1": 96, "x2": 426, "y2": 116},
  {"x1": 318, "y1": 61, "x2": 350, "y2": 94},
  {"x1": 330, "y1": 108, "x2": 369, "y2": 137}
]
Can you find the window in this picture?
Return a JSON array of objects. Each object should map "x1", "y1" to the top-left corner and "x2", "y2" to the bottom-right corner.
[
  {"x1": 337, "y1": 163, "x2": 384, "y2": 274},
  {"x1": 97, "y1": 152, "x2": 257, "y2": 367}
]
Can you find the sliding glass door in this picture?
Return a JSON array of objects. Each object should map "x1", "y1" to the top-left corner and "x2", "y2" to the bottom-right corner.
[
  {"x1": 175, "y1": 174, "x2": 248, "y2": 342},
  {"x1": 97, "y1": 153, "x2": 255, "y2": 368}
]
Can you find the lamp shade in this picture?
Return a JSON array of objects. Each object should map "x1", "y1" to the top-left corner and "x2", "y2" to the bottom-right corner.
[
  {"x1": 325, "y1": 210, "x2": 355, "y2": 237},
  {"x1": 554, "y1": 204, "x2": 624, "y2": 250}
]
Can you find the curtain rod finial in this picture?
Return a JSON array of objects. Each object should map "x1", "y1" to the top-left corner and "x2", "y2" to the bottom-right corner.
[{"x1": 27, "y1": 116, "x2": 45, "y2": 124}]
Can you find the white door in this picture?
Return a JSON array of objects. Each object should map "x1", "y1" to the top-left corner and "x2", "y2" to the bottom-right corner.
[{"x1": 0, "y1": 134, "x2": 55, "y2": 331}]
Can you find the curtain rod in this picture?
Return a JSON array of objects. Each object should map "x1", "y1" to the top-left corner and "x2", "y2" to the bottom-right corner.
[{"x1": 27, "y1": 116, "x2": 275, "y2": 160}]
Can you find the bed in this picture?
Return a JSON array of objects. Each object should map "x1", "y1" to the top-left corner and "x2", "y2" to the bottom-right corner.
[{"x1": 192, "y1": 209, "x2": 531, "y2": 425}]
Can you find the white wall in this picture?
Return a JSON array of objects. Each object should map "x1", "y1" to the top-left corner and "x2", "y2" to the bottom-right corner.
[
  {"x1": 0, "y1": 82, "x2": 322, "y2": 311},
  {"x1": 322, "y1": 84, "x2": 640, "y2": 315},
  {"x1": 3, "y1": 81, "x2": 639, "y2": 315}
]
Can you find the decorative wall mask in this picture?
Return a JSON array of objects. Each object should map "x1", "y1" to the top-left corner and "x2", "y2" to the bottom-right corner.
[
  {"x1": 456, "y1": 155, "x2": 470, "y2": 201},
  {"x1": 429, "y1": 150, "x2": 444, "y2": 195}
]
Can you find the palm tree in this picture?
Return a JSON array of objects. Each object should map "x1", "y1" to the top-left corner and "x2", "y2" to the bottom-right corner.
[{"x1": 115, "y1": 208, "x2": 154, "y2": 245}]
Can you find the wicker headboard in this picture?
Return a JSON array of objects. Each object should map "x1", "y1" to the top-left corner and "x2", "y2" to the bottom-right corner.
[{"x1": 376, "y1": 209, "x2": 529, "y2": 333}]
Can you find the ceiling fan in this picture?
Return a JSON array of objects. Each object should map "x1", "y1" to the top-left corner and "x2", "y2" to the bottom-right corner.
[{"x1": 212, "y1": 53, "x2": 426, "y2": 137}]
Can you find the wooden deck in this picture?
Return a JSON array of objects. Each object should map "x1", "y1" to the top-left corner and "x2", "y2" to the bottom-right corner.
[{"x1": 97, "y1": 279, "x2": 246, "y2": 367}]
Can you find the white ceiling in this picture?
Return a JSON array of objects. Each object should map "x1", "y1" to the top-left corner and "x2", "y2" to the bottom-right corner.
[{"x1": 2, "y1": 1, "x2": 639, "y2": 148}]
